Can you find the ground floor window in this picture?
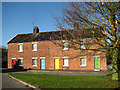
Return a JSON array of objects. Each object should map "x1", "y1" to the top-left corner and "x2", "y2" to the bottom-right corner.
[
  {"x1": 18, "y1": 59, "x2": 23, "y2": 67},
  {"x1": 63, "y1": 58, "x2": 69, "y2": 66},
  {"x1": 80, "y1": 57, "x2": 86, "y2": 66},
  {"x1": 32, "y1": 59, "x2": 37, "y2": 67}
]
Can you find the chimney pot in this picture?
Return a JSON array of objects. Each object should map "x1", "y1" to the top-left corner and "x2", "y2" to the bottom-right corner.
[
  {"x1": 33, "y1": 27, "x2": 39, "y2": 33},
  {"x1": 74, "y1": 23, "x2": 79, "y2": 30}
]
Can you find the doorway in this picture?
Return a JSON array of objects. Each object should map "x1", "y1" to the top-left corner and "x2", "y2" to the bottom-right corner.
[
  {"x1": 12, "y1": 59, "x2": 16, "y2": 69},
  {"x1": 55, "y1": 58, "x2": 59, "y2": 69},
  {"x1": 94, "y1": 57, "x2": 100, "y2": 69},
  {"x1": 41, "y1": 59, "x2": 45, "y2": 69}
]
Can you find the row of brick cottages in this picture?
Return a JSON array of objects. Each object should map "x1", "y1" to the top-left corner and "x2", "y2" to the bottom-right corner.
[{"x1": 7, "y1": 26, "x2": 107, "y2": 71}]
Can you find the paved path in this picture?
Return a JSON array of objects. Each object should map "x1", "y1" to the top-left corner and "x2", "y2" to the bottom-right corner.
[
  {"x1": 2, "y1": 74, "x2": 32, "y2": 89},
  {"x1": 2, "y1": 68, "x2": 108, "y2": 76},
  {"x1": 12, "y1": 70, "x2": 107, "y2": 76}
]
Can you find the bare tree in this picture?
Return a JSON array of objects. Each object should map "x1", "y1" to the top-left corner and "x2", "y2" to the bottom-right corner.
[{"x1": 54, "y1": 2, "x2": 120, "y2": 80}]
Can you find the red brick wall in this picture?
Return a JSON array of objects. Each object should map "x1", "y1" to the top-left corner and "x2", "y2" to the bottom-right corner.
[{"x1": 8, "y1": 39, "x2": 107, "y2": 71}]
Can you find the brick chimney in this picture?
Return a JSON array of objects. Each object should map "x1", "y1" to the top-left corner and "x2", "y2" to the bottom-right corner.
[
  {"x1": 73, "y1": 23, "x2": 79, "y2": 30},
  {"x1": 33, "y1": 27, "x2": 39, "y2": 33}
]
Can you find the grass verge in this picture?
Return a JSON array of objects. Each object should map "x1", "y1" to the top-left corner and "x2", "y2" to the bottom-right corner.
[{"x1": 8, "y1": 73, "x2": 119, "y2": 88}]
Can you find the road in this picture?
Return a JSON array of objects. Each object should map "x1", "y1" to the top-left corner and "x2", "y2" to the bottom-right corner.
[{"x1": 2, "y1": 74, "x2": 32, "y2": 89}]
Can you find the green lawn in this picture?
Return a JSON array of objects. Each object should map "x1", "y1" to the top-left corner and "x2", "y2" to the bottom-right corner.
[{"x1": 9, "y1": 73, "x2": 119, "y2": 88}]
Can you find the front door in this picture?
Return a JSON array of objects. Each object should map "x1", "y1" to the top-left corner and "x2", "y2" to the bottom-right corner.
[
  {"x1": 41, "y1": 59, "x2": 45, "y2": 69},
  {"x1": 12, "y1": 59, "x2": 16, "y2": 69},
  {"x1": 55, "y1": 58, "x2": 59, "y2": 69},
  {"x1": 94, "y1": 57, "x2": 100, "y2": 69}
]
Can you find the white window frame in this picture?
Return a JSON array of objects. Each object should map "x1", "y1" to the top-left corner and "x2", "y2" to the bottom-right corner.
[
  {"x1": 32, "y1": 59, "x2": 37, "y2": 67},
  {"x1": 80, "y1": 39, "x2": 86, "y2": 49},
  {"x1": 80, "y1": 56, "x2": 86, "y2": 67},
  {"x1": 32, "y1": 43, "x2": 37, "y2": 51},
  {"x1": 18, "y1": 59, "x2": 23, "y2": 67},
  {"x1": 63, "y1": 40, "x2": 68, "y2": 50},
  {"x1": 63, "y1": 58, "x2": 69, "y2": 67},
  {"x1": 18, "y1": 44, "x2": 23, "y2": 52}
]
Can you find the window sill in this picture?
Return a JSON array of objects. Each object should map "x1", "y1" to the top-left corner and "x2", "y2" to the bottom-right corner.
[
  {"x1": 63, "y1": 65, "x2": 69, "y2": 67},
  {"x1": 19, "y1": 65, "x2": 23, "y2": 67},
  {"x1": 80, "y1": 65, "x2": 87, "y2": 67},
  {"x1": 63, "y1": 48, "x2": 68, "y2": 50},
  {"x1": 32, "y1": 50, "x2": 37, "y2": 52},
  {"x1": 80, "y1": 48, "x2": 86, "y2": 49},
  {"x1": 18, "y1": 51, "x2": 23, "y2": 52},
  {"x1": 32, "y1": 65, "x2": 37, "y2": 67}
]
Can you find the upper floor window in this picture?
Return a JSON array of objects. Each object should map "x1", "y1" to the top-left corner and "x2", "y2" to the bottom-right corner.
[
  {"x1": 80, "y1": 57, "x2": 86, "y2": 67},
  {"x1": 32, "y1": 43, "x2": 37, "y2": 51},
  {"x1": 18, "y1": 59, "x2": 23, "y2": 67},
  {"x1": 63, "y1": 40, "x2": 68, "y2": 50},
  {"x1": 80, "y1": 39, "x2": 86, "y2": 49},
  {"x1": 18, "y1": 44, "x2": 23, "y2": 52},
  {"x1": 63, "y1": 58, "x2": 69, "y2": 67}
]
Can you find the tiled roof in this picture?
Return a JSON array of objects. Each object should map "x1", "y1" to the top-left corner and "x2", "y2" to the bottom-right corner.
[{"x1": 7, "y1": 28, "x2": 103, "y2": 44}]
